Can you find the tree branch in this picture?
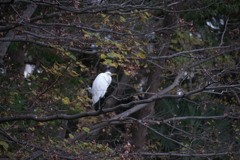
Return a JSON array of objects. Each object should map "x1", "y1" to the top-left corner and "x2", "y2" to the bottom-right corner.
[
  {"x1": 125, "y1": 117, "x2": 194, "y2": 151},
  {"x1": 1, "y1": 78, "x2": 240, "y2": 123},
  {"x1": 122, "y1": 151, "x2": 240, "y2": 158},
  {"x1": 0, "y1": 37, "x2": 97, "y2": 54}
]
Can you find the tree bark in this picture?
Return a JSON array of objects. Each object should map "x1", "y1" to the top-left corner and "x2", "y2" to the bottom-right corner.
[
  {"x1": 132, "y1": 66, "x2": 161, "y2": 151},
  {"x1": 105, "y1": 74, "x2": 132, "y2": 108},
  {"x1": 132, "y1": 1, "x2": 184, "y2": 152}
]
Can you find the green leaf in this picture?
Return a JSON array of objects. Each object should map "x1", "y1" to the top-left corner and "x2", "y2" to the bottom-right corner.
[
  {"x1": 0, "y1": 141, "x2": 9, "y2": 150},
  {"x1": 29, "y1": 73, "x2": 36, "y2": 80},
  {"x1": 82, "y1": 127, "x2": 90, "y2": 133},
  {"x1": 43, "y1": 77, "x2": 48, "y2": 80},
  {"x1": 135, "y1": 41, "x2": 140, "y2": 46},
  {"x1": 120, "y1": 16, "x2": 126, "y2": 22},
  {"x1": 97, "y1": 144, "x2": 103, "y2": 148},
  {"x1": 70, "y1": 54, "x2": 76, "y2": 61},
  {"x1": 102, "y1": 59, "x2": 112, "y2": 65},
  {"x1": 107, "y1": 53, "x2": 115, "y2": 58},
  {"x1": 69, "y1": 133, "x2": 74, "y2": 139}
]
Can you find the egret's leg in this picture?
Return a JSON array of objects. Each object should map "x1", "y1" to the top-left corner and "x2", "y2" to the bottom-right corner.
[
  {"x1": 94, "y1": 100, "x2": 100, "y2": 111},
  {"x1": 98, "y1": 100, "x2": 100, "y2": 110}
]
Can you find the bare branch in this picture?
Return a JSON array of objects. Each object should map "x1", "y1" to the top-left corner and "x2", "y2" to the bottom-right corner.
[
  {"x1": 165, "y1": 115, "x2": 240, "y2": 121},
  {"x1": 219, "y1": 17, "x2": 229, "y2": 46},
  {"x1": 0, "y1": 37, "x2": 97, "y2": 54},
  {"x1": 123, "y1": 151, "x2": 240, "y2": 158},
  {"x1": 125, "y1": 117, "x2": 194, "y2": 151},
  {"x1": 139, "y1": 45, "x2": 240, "y2": 60}
]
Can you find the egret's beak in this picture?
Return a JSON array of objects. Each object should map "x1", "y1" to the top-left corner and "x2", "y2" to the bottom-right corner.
[{"x1": 111, "y1": 73, "x2": 117, "y2": 76}]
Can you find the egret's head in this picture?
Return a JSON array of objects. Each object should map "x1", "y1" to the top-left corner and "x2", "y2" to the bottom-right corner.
[
  {"x1": 105, "y1": 71, "x2": 116, "y2": 76},
  {"x1": 105, "y1": 71, "x2": 112, "y2": 75}
]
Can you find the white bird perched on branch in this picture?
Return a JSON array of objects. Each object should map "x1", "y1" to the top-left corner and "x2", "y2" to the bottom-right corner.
[{"x1": 90, "y1": 71, "x2": 113, "y2": 110}]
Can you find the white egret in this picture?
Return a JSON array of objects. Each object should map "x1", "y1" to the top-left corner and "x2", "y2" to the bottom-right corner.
[{"x1": 91, "y1": 71, "x2": 113, "y2": 110}]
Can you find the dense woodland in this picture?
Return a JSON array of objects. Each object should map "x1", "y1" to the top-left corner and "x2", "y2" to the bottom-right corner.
[{"x1": 0, "y1": 0, "x2": 240, "y2": 159}]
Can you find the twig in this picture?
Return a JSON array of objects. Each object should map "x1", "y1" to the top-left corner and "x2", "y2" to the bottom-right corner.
[
  {"x1": 219, "y1": 17, "x2": 229, "y2": 46},
  {"x1": 30, "y1": 76, "x2": 61, "y2": 108}
]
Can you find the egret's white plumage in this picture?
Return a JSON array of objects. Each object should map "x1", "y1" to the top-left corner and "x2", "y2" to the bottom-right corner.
[{"x1": 92, "y1": 71, "x2": 112, "y2": 110}]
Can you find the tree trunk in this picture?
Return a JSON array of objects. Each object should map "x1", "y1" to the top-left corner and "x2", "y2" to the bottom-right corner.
[
  {"x1": 106, "y1": 74, "x2": 132, "y2": 108},
  {"x1": 132, "y1": 1, "x2": 184, "y2": 152},
  {"x1": 58, "y1": 120, "x2": 68, "y2": 139},
  {"x1": 132, "y1": 66, "x2": 161, "y2": 151}
]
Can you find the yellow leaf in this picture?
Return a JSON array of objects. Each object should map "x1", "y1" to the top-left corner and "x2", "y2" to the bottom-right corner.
[
  {"x1": 122, "y1": 51, "x2": 127, "y2": 55},
  {"x1": 141, "y1": 15, "x2": 147, "y2": 23},
  {"x1": 93, "y1": 23, "x2": 100, "y2": 28},
  {"x1": 102, "y1": 15, "x2": 110, "y2": 23},
  {"x1": 100, "y1": 14, "x2": 106, "y2": 17},
  {"x1": 139, "y1": 48, "x2": 146, "y2": 53},
  {"x1": 0, "y1": 112, "x2": 7, "y2": 116},
  {"x1": 120, "y1": 16, "x2": 126, "y2": 22},
  {"x1": 69, "y1": 133, "x2": 74, "y2": 139},
  {"x1": 41, "y1": 64, "x2": 47, "y2": 70},
  {"x1": 100, "y1": 54, "x2": 106, "y2": 59},
  {"x1": 144, "y1": 12, "x2": 150, "y2": 17},
  {"x1": 142, "y1": 41, "x2": 148, "y2": 45},
  {"x1": 78, "y1": 80, "x2": 84, "y2": 84},
  {"x1": 110, "y1": 62, "x2": 118, "y2": 68},
  {"x1": 124, "y1": 70, "x2": 131, "y2": 75},
  {"x1": 38, "y1": 122, "x2": 44, "y2": 126},
  {"x1": 114, "y1": 42, "x2": 122, "y2": 49},
  {"x1": 81, "y1": 68, "x2": 89, "y2": 72},
  {"x1": 138, "y1": 52, "x2": 146, "y2": 59},
  {"x1": 69, "y1": 70, "x2": 79, "y2": 77},
  {"x1": 28, "y1": 127, "x2": 35, "y2": 131},
  {"x1": 62, "y1": 97, "x2": 70, "y2": 104}
]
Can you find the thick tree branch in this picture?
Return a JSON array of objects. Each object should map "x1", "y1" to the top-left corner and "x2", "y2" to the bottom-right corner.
[
  {"x1": 122, "y1": 151, "x2": 240, "y2": 158},
  {"x1": 1, "y1": 79, "x2": 240, "y2": 123}
]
